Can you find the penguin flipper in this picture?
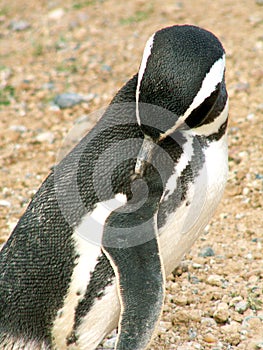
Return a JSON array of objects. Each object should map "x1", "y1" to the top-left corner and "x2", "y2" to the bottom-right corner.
[{"x1": 102, "y1": 214, "x2": 164, "y2": 350}]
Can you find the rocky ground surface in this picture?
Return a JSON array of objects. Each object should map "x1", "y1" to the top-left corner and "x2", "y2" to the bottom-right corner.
[{"x1": 0, "y1": 0, "x2": 262, "y2": 349}]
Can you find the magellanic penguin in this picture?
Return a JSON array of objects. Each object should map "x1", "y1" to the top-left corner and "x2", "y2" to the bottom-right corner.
[{"x1": 0, "y1": 25, "x2": 228, "y2": 350}]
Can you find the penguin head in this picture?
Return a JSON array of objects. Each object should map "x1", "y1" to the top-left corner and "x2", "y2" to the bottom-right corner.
[{"x1": 136, "y1": 25, "x2": 228, "y2": 141}]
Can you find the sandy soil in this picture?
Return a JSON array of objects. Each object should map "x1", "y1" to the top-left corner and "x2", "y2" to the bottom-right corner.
[{"x1": 0, "y1": 0, "x2": 262, "y2": 349}]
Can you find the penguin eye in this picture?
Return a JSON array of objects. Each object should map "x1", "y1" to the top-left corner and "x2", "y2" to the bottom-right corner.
[{"x1": 185, "y1": 83, "x2": 221, "y2": 129}]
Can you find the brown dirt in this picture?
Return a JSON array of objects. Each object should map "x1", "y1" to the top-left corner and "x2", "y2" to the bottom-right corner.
[{"x1": 0, "y1": 0, "x2": 262, "y2": 349}]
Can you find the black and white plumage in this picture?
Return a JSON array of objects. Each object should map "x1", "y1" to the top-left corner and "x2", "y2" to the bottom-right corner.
[{"x1": 0, "y1": 25, "x2": 228, "y2": 350}]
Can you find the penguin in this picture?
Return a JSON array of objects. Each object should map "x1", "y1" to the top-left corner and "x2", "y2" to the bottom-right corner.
[{"x1": 0, "y1": 24, "x2": 228, "y2": 350}]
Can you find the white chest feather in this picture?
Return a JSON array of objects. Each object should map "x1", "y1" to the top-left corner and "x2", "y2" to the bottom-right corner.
[
  {"x1": 159, "y1": 133, "x2": 228, "y2": 274},
  {"x1": 52, "y1": 236, "x2": 101, "y2": 349}
]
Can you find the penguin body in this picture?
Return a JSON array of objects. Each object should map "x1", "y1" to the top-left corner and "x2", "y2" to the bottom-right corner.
[{"x1": 0, "y1": 25, "x2": 228, "y2": 350}]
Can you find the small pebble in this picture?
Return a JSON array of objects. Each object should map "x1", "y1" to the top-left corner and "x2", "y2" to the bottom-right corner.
[
  {"x1": 201, "y1": 317, "x2": 217, "y2": 327},
  {"x1": 49, "y1": 104, "x2": 61, "y2": 112},
  {"x1": 203, "y1": 333, "x2": 217, "y2": 343},
  {"x1": 249, "y1": 14, "x2": 263, "y2": 25},
  {"x1": 189, "y1": 275, "x2": 200, "y2": 284},
  {"x1": 54, "y1": 93, "x2": 85, "y2": 109},
  {"x1": 248, "y1": 275, "x2": 258, "y2": 284},
  {"x1": 9, "y1": 125, "x2": 27, "y2": 133},
  {"x1": 207, "y1": 274, "x2": 222, "y2": 287},
  {"x1": 192, "y1": 263, "x2": 203, "y2": 269},
  {"x1": 198, "y1": 246, "x2": 215, "y2": 257},
  {"x1": 36, "y1": 131, "x2": 55, "y2": 144},
  {"x1": 188, "y1": 327, "x2": 197, "y2": 340},
  {"x1": 172, "y1": 261, "x2": 189, "y2": 276},
  {"x1": 0, "y1": 200, "x2": 11, "y2": 207},
  {"x1": 232, "y1": 311, "x2": 243, "y2": 323},
  {"x1": 218, "y1": 301, "x2": 229, "y2": 309},
  {"x1": 221, "y1": 321, "x2": 241, "y2": 333},
  {"x1": 223, "y1": 332, "x2": 241, "y2": 345},
  {"x1": 189, "y1": 310, "x2": 202, "y2": 322},
  {"x1": 242, "y1": 315, "x2": 263, "y2": 328},
  {"x1": 235, "y1": 213, "x2": 244, "y2": 219},
  {"x1": 235, "y1": 301, "x2": 248, "y2": 313},
  {"x1": 204, "y1": 225, "x2": 210, "y2": 233},
  {"x1": 213, "y1": 303, "x2": 230, "y2": 323},
  {"x1": 246, "y1": 113, "x2": 255, "y2": 120},
  {"x1": 9, "y1": 20, "x2": 30, "y2": 31},
  {"x1": 173, "y1": 294, "x2": 188, "y2": 306},
  {"x1": 48, "y1": 8, "x2": 65, "y2": 20},
  {"x1": 54, "y1": 92, "x2": 95, "y2": 109},
  {"x1": 213, "y1": 309, "x2": 229, "y2": 323},
  {"x1": 101, "y1": 64, "x2": 112, "y2": 72},
  {"x1": 172, "y1": 309, "x2": 190, "y2": 323},
  {"x1": 231, "y1": 296, "x2": 243, "y2": 304},
  {"x1": 158, "y1": 321, "x2": 172, "y2": 332},
  {"x1": 242, "y1": 187, "x2": 250, "y2": 195},
  {"x1": 257, "y1": 103, "x2": 263, "y2": 110},
  {"x1": 229, "y1": 126, "x2": 240, "y2": 133},
  {"x1": 245, "y1": 253, "x2": 253, "y2": 260},
  {"x1": 41, "y1": 82, "x2": 55, "y2": 90},
  {"x1": 233, "y1": 82, "x2": 250, "y2": 92},
  {"x1": 0, "y1": 67, "x2": 12, "y2": 81}
]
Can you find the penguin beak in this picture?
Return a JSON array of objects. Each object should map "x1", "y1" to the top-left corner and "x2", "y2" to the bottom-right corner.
[{"x1": 135, "y1": 136, "x2": 156, "y2": 176}]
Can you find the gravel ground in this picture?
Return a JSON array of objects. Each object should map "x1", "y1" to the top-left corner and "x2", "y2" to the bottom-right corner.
[{"x1": 0, "y1": 0, "x2": 262, "y2": 349}]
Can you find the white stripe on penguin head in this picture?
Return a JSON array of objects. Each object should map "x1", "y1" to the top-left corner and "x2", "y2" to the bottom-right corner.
[
  {"x1": 160, "y1": 54, "x2": 226, "y2": 138},
  {"x1": 136, "y1": 33, "x2": 155, "y2": 125}
]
